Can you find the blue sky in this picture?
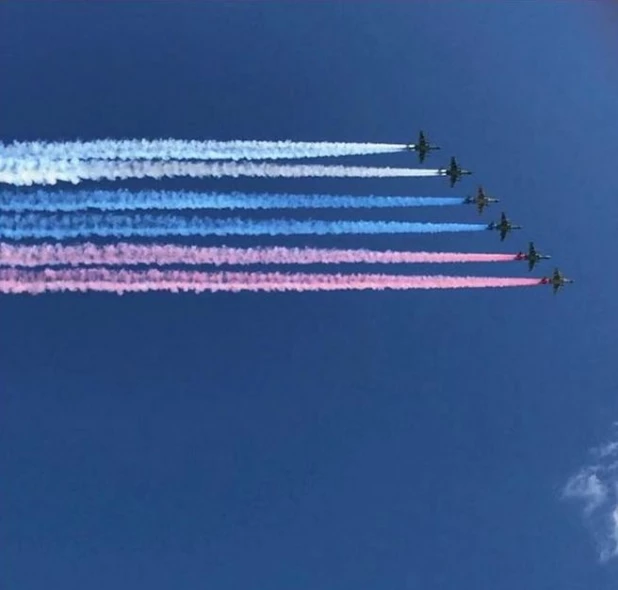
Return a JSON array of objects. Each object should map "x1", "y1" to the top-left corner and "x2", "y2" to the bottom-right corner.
[{"x1": 1, "y1": 2, "x2": 618, "y2": 589}]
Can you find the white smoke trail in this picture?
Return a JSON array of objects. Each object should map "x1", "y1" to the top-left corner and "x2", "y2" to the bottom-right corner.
[
  {"x1": 0, "y1": 139, "x2": 408, "y2": 161},
  {"x1": 0, "y1": 159, "x2": 443, "y2": 186}
]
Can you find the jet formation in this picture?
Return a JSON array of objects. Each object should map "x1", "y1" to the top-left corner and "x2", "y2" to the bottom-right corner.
[{"x1": 415, "y1": 130, "x2": 572, "y2": 292}]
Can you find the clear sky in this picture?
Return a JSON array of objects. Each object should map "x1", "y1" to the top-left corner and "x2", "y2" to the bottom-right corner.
[{"x1": 1, "y1": 2, "x2": 618, "y2": 589}]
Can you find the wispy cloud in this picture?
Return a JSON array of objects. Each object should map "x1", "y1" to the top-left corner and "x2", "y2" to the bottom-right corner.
[{"x1": 563, "y1": 431, "x2": 618, "y2": 562}]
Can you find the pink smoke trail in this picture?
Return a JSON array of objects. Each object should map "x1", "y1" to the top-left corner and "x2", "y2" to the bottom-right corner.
[
  {"x1": 0, "y1": 268, "x2": 544, "y2": 294},
  {"x1": 0, "y1": 243, "x2": 520, "y2": 267}
]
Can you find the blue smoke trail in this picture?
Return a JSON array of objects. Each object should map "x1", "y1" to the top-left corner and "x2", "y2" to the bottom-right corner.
[
  {"x1": 0, "y1": 214, "x2": 488, "y2": 240},
  {"x1": 0, "y1": 190, "x2": 465, "y2": 212}
]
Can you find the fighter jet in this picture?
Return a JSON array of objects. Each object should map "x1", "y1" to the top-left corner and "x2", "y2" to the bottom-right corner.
[
  {"x1": 541, "y1": 268, "x2": 574, "y2": 294},
  {"x1": 464, "y1": 186, "x2": 499, "y2": 214},
  {"x1": 487, "y1": 212, "x2": 522, "y2": 241},
  {"x1": 406, "y1": 130, "x2": 440, "y2": 163},
  {"x1": 439, "y1": 156, "x2": 472, "y2": 187},
  {"x1": 515, "y1": 242, "x2": 551, "y2": 271}
]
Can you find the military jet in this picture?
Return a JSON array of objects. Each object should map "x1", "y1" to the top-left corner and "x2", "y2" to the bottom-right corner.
[
  {"x1": 464, "y1": 186, "x2": 499, "y2": 214},
  {"x1": 406, "y1": 130, "x2": 440, "y2": 163},
  {"x1": 516, "y1": 242, "x2": 551, "y2": 271},
  {"x1": 487, "y1": 212, "x2": 522, "y2": 241},
  {"x1": 439, "y1": 156, "x2": 472, "y2": 187},
  {"x1": 541, "y1": 268, "x2": 574, "y2": 294}
]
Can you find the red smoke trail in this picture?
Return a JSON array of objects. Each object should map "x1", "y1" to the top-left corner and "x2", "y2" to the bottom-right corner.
[
  {"x1": 0, "y1": 268, "x2": 544, "y2": 294},
  {"x1": 0, "y1": 243, "x2": 520, "y2": 267}
]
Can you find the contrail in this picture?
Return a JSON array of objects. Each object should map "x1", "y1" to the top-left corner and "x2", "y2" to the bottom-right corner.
[
  {"x1": 0, "y1": 189, "x2": 463, "y2": 212},
  {"x1": 0, "y1": 243, "x2": 519, "y2": 267},
  {"x1": 0, "y1": 214, "x2": 488, "y2": 240},
  {"x1": 0, "y1": 139, "x2": 409, "y2": 161},
  {"x1": 0, "y1": 159, "x2": 443, "y2": 186},
  {"x1": 0, "y1": 268, "x2": 544, "y2": 294}
]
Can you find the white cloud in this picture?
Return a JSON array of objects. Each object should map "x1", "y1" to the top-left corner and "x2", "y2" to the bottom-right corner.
[
  {"x1": 596, "y1": 441, "x2": 618, "y2": 459},
  {"x1": 563, "y1": 470, "x2": 608, "y2": 514},
  {"x1": 600, "y1": 505, "x2": 618, "y2": 562},
  {"x1": 563, "y1": 437, "x2": 618, "y2": 563}
]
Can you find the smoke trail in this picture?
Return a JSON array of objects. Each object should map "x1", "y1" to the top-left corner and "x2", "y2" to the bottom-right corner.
[
  {"x1": 0, "y1": 243, "x2": 520, "y2": 267},
  {"x1": 0, "y1": 189, "x2": 464, "y2": 212},
  {"x1": 0, "y1": 159, "x2": 443, "y2": 186},
  {"x1": 0, "y1": 268, "x2": 544, "y2": 294},
  {"x1": 0, "y1": 139, "x2": 408, "y2": 161},
  {"x1": 0, "y1": 214, "x2": 488, "y2": 240}
]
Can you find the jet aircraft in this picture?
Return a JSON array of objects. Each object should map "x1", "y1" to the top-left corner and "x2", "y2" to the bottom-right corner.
[
  {"x1": 439, "y1": 157, "x2": 472, "y2": 187},
  {"x1": 541, "y1": 268, "x2": 574, "y2": 294},
  {"x1": 406, "y1": 130, "x2": 440, "y2": 163},
  {"x1": 464, "y1": 186, "x2": 499, "y2": 214},
  {"x1": 487, "y1": 212, "x2": 522, "y2": 241},
  {"x1": 516, "y1": 242, "x2": 551, "y2": 271}
]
